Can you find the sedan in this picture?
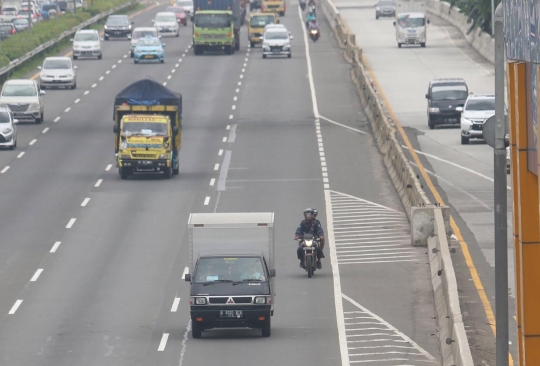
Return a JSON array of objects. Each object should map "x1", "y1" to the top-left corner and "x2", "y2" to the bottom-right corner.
[
  {"x1": 38, "y1": 57, "x2": 77, "y2": 89},
  {"x1": 133, "y1": 37, "x2": 166, "y2": 64},
  {"x1": 0, "y1": 107, "x2": 17, "y2": 150},
  {"x1": 0, "y1": 23, "x2": 16, "y2": 39},
  {"x1": 12, "y1": 18, "x2": 30, "y2": 32},
  {"x1": 166, "y1": 6, "x2": 187, "y2": 26}
]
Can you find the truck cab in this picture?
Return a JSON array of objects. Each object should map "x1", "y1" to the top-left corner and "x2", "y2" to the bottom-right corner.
[
  {"x1": 394, "y1": 12, "x2": 429, "y2": 47},
  {"x1": 261, "y1": 0, "x2": 285, "y2": 16},
  {"x1": 247, "y1": 12, "x2": 278, "y2": 47},
  {"x1": 185, "y1": 213, "x2": 276, "y2": 338}
]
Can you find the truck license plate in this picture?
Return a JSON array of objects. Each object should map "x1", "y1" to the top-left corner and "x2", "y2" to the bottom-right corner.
[{"x1": 220, "y1": 310, "x2": 243, "y2": 318}]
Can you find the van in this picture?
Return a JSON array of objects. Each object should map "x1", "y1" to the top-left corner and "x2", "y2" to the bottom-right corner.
[{"x1": 426, "y1": 78, "x2": 468, "y2": 129}]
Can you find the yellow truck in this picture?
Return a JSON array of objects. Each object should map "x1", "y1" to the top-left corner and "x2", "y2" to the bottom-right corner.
[
  {"x1": 261, "y1": 0, "x2": 285, "y2": 16},
  {"x1": 247, "y1": 12, "x2": 278, "y2": 47},
  {"x1": 113, "y1": 79, "x2": 182, "y2": 180}
]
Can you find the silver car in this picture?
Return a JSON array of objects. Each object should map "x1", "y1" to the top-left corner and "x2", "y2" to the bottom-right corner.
[
  {"x1": 38, "y1": 57, "x2": 77, "y2": 89},
  {"x1": 130, "y1": 27, "x2": 159, "y2": 57},
  {"x1": 0, "y1": 106, "x2": 18, "y2": 150},
  {"x1": 152, "y1": 12, "x2": 179, "y2": 37},
  {"x1": 0, "y1": 79, "x2": 45, "y2": 124},
  {"x1": 72, "y1": 29, "x2": 102, "y2": 60},
  {"x1": 459, "y1": 94, "x2": 495, "y2": 144},
  {"x1": 261, "y1": 27, "x2": 292, "y2": 58}
]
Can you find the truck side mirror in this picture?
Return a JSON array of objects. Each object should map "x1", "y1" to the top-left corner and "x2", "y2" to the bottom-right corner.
[
  {"x1": 184, "y1": 273, "x2": 191, "y2": 282},
  {"x1": 269, "y1": 269, "x2": 276, "y2": 278},
  {"x1": 113, "y1": 124, "x2": 119, "y2": 134},
  {"x1": 173, "y1": 126, "x2": 179, "y2": 134}
]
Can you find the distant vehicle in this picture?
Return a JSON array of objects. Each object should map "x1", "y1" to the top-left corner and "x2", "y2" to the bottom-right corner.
[
  {"x1": 261, "y1": 0, "x2": 286, "y2": 16},
  {"x1": 375, "y1": 0, "x2": 395, "y2": 19},
  {"x1": 0, "y1": 79, "x2": 45, "y2": 124},
  {"x1": 38, "y1": 57, "x2": 77, "y2": 89},
  {"x1": 248, "y1": 13, "x2": 278, "y2": 48},
  {"x1": 17, "y1": 8, "x2": 39, "y2": 22},
  {"x1": 104, "y1": 14, "x2": 133, "y2": 40},
  {"x1": 12, "y1": 18, "x2": 29, "y2": 32},
  {"x1": 129, "y1": 27, "x2": 158, "y2": 57},
  {"x1": 261, "y1": 26, "x2": 292, "y2": 58},
  {"x1": 40, "y1": 3, "x2": 58, "y2": 20},
  {"x1": 458, "y1": 94, "x2": 495, "y2": 145},
  {"x1": 152, "y1": 12, "x2": 179, "y2": 37},
  {"x1": 250, "y1": 0, "x2": 262, "y2": 11},
  {"x1": 393, "y1": 0, "x2": 428, "y2": 47},
  {"x1": 133, "y1": 37, "x2": 166, "y2": 64},
  {"x1": 72, "y1": 29, "x2": 102, "y2": 59},
  {"x1": 0, "y1": 6, "x2": 19, "y2": 22},
  {"x1": 166, "y1": 6, "x2": 187, "y2": 25},
  {"x1": 0, "y1": 23, "x2": 16, "y2": 39},
  {"x1": 0, "y1": 106, "x2": 18, "y2": 150},
  {"x1": 56, "y1": 0, "x2": 68, "y2": 12},
  {"x1": 175, "y1": 0, "x2": 193, "y2": 15},
  {"x1": 425, "y1": 78, "x2": 468, "y2": 130}
]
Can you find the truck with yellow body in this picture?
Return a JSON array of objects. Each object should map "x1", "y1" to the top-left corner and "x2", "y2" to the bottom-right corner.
[
  {"x1": 113, "y1": 79, "x2": 182, "y2": 180},
  {"x1": 261, "y1": 0, "x2": 285, "y2": 16},
  {"x1": 247, "y1": 12, "x2": 278, "y2": 48}
]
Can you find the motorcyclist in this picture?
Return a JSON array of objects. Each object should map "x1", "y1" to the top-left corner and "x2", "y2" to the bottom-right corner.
[
  {"x1": 305, "y1": 10, "x2": 316, "y2": 27},
  {"x1": 308, "y1": 0, "x2": 315, "y2": 6},
  {"x1": 295, "y1": 208, "x2": 326, "y2": 269}
]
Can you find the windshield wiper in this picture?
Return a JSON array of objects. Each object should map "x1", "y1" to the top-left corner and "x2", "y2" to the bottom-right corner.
[
  {"x1": 233, "y1": 279, "x2": 264, "y2": 285},
  {"x1": 202, "y1": 279, "x2": 233, "y2": 286}
]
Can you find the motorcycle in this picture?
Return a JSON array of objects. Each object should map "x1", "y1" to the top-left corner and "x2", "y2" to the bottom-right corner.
[
  {"x1": 309, "y1": 27, "x2": 320, "y2": 42},
  {"x1": 299, "y1": 234, "x2": 319, "y2": 278}
]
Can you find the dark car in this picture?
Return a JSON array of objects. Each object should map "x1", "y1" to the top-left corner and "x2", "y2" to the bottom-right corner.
[
  {"x1": 104, "y1": 14, "x2": 133, "y2": 40},
  {"x1": 166, "y1": 6, "x2": 187, "y2": 25},
  {"x1": 0, "y1": 23, "x2": 16, "y2": 39},
  {"x1": 426, "y1": 78, "x2": 469, "y2": 129},
  {"x1": 375, "y1": 0, "x2": 395, "y2": 19}
]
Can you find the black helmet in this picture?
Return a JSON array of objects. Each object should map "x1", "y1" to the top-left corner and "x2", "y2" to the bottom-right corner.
[{"x1": 303, "y1": 208, "x2": 315, "y2": 219}]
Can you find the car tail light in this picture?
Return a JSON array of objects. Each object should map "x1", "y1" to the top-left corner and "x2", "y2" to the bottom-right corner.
[
  {"x1": 11, "y1": 29, "x2": 15, "y2": 34},
  {"x1": 228, "y1": 31, "x2": 232, "y2": 37}
]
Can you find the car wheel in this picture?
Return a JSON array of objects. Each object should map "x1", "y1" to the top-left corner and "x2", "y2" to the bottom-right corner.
[
  {"x1": 73, "y1": 55, "x2": 78, "y2": 60},
  {"x1": 461, "y1": 135, "x2": 470, "y2": 145},
  {"x1": 428, "y1": 118, "x2": 435, "y2": 130},
  {"x1": 376, "y1": 14, "x2": 379, "y2": 19},
  {"x1": 134, "y1": 58, "x2": 138, "y2": 64},
  {"x1": 250, "y1": 41, "x2": 255, "y2": 48},
  {"x1": 98, "y1": 54, "x2": 102, "y2": 60},
  {"x1": 288, "y1": 53, "x2": 291, "y2": 58},
  {"x1": 192, "y1": 322, "x2": 202, "y2": 338},
  {"x1": 160, "y1": 58, "x2": 164, "y2": 63},
  {"x1": 263, "y1": 54, "x2": 267, "y2": 59},
  {"x1": 8, "y1": 143, "x2": 14, "y2": 150},
  {"x1": 176, "y1": 31, "x2": 179, "y2": 37},
  {"x1": 130, "y1": 51, "x2": 133, "y2": 58},
  {"x1": 71, "y1": 83, "x2": 76, "y2": 90},
  {"x1": 104, "y1": 35, "x2": 109, "y2": 41},
  {"x1": 420, "y1": 42, "x2": 426, "y2": 47},
  {"x1": 398, "y1": 42, "x2": 402, "y2": 48},
  {"x1": 262, "y1": 320, "x2": 271, "y2": 337}
]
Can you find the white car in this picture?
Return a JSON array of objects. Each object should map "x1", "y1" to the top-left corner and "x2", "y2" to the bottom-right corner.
[
  {"x1": 38, "y1": 57, "x2": 77, "y2": 89},
  {"x1": 152, "y1": 12, "x2": 179, "y2": 37},
  {"x1": 130, "y1": 27, "x2": 159, "y2": 57},
  {"x1": 175, "y1": 0, "x2": 193, "y2": 15},
  {"x1": 0, "y1": 79, "x2": 45, "y2": 124},
  {"x1": 261, "y1": 26, "x2": 292, "y2": 58},
  {"x1": 72, "y1": 29, "x2": 102, "y2": 59},
  {"x1": 459, "y1": 94, "x2": 495, "y2": 145},
  {"x1": 0, "y1": 106, "x2": 18, "y2": 150}
]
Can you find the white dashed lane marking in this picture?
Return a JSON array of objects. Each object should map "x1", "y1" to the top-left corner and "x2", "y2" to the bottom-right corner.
[
  {"x1": 30, "y1": 269, "x2": 43, "y2": 282},
  {"x1": 95, "y1": 179, "x2": 103, "y2": 187},
  {"x1": 8, "y1": 300, "x2": 22, "y2": 315},
  {"x1": 1, "y1": 166, "x2": 9, "y2": 173},
  {"x1": 50, "y1": 241, "x2": 61, "y2": 253},
  {"x1": 17, "y1": 152, "x2": 24, "y2": 158},
  {"x1": 66, "y1": 218, "x2": 76, "y2": 229}
]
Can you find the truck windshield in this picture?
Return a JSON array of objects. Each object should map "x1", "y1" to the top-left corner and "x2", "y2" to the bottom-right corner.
[
  {"x1": 431, "y1": 85, "x2": 468, "y2": 101},
  {"x1": 465, "y1": 99, "x2": 495, "y2": 111},
  {"x1": 122, "y1": 122, "x2": 168, "y2": 136},
  {"x1": 250, "y1": 15, "x2": 274, "y2": 27},
  {"x1": 195, "y1": 13, "x2": 230, "y2": 28},
  {"x1": 397, "y1": 16, "x2": 425, "y2": 27},
  {"x1": 195, "y1": 257, "x2": 266, "y2": 283}
]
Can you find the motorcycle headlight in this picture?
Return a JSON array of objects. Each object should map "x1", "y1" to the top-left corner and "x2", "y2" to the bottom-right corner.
[
  {"x1": 159, "y1": 154, "x2": 169, "y2": 159},
  {"x1": 195, "y1": 297, "x2": 207, "y2": 305},
  {"x1": 305, "y1": 239, "x2": 313, "y2": 247},
  {"x1": 2, "y1": 128, "x2": 12, "y2": 134},
  {"x1": 254, "y1": 296, "x2": 267, "y2": 304},
  {"x1": 429, "y1": 107, "x2": 439, "y2": 113}
]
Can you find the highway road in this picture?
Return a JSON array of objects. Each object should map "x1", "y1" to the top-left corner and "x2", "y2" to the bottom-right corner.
[
  {"x1": 336, "y1": 0, "x2": 515, "y2": 362},
  {"x1": 0, "y1": 1, "x2": 441, "y2": 365}
]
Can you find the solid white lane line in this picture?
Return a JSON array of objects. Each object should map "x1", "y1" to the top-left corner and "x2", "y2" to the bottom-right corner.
[
  {"x1": 229, "y1": 115, "x2": 233, "y2": 119},
  {"x1": 99, "y1": 76, "x2": 104, "y2": 81},
  {"x1": 65, "y1": 107, "x2": 71, "y2": 113},
  {"x1": 95, "y1": 179, "x2": 103, "y2": 187},
  {"x1": 30, "y1": 269, "x2": 43, "y2": 282},
  {"x1": 214, "y1": 164, "x2": 219, "y2": 170},
  {"x1": 50, "y1": 241, "x2": 61, "y2": 253},
  {"x1": 157, "y1": 333, "x2": 169, "y2": 351},
  {"x1": 9, "y1": 300, "x2": 22, "y2": 315},
  {"x1": 42, "y1": 127, "x2": 49, "y2": 133},
  {"x1": 171, "y1": 297, "x2": 181, "y2": 312},
  {"x1": 106, "y1": 164, "x2": 112, "y2": 171},
  {"x1": 106, "y1": 70, "x2": 110, "y2": 74},
  {"x1": 320, "y1": 115, "x2": 368, "y2": 135},
  {"x1": 92, "y1": 83, "x2": 97, "y2": 88},
  {"x1": 210, "y1": 178, "x2": 215, "y2": 186},
  {"x1": 17, "y1": 152, "x2": 24, "y2": 158},
  {"x1": 232, "y1": 105, "x2": 236, "y2": 110},
  {"x1": 54, "y1": 116, "x2": 61, "y2": 122},
  {"x1": 228, "y1": 124, "x2": 236, "y2": 143},
  {"x1": 1, "y1": 166, "x2": 9, "y2": 173},
  {"x1": 167, "y1": 75, "x2": 172, "y2": 80},
  {"x1": 204, "y1": 196, "x2": 210, "y2": 205},
  {"x1": 81, "y1": 198, "x2": 90, "y2": 207},
  {"x1": 66, "y1": 218, "x2": 76, "y2": 229},
  {"x1": 84, "y1": 90, "x2": 89, "y2": 95},
  {"x1": 182, "y1": 266, "x2": 189, "y2": 279},
  {"x1": 222, "y1": 137, "x2": 227, "y2": 142},
  {"x1": 219, "y1": 149, "x2": 224, "y2": 155}
]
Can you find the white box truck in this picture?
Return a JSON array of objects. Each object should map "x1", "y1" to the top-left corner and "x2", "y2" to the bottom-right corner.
[
  {"x1": 184, "y1": 212, "x2": 276, "y2": 338},
  {"x1": 393, "y1": 0, "x2": 429, "y2": 47}
]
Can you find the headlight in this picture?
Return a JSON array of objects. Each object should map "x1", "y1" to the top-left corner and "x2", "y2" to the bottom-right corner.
[
  {"x1": 254, "y1": 296, "x2": 267, "y2": 304},
  {"x1": 375, "y1": 6, "x2": 380, "y2": 10},
  {"x1": 67, "y1": 74, "x2": 74, "y2": 78},
  {"x1": 2, "y1": 128, "x2": 12, "y2": 134},
  {"x1": 128, "y1": 24, "x2": 132, "y2": 29},
  {"x1": 305, "y1": 239, "x2": 313, "y2": 247},
  {"x1": 121, "y1": 154, "x2": 130, "y2": 159},
  {"x1": 283, "y1": 43, "x2": 290, "y2": 49},
  {"x1": 159, "y1": 154, "x2": 169, "y2": 159},
  {"x1": 29, "y1": 103, "x2": 39, "y2": 110},
  {"x1": 104, "y1": 25, "x2": 108, "y2": 29},
  {"x1": 195, "y1": 297, "x2": 207, "y2": 305},
  {"x1": 429, "y1": 107, "x2": 439, "y2": 113},
  {"x1": 461, "y1": 118, "x2": 472, "y2": 128}
]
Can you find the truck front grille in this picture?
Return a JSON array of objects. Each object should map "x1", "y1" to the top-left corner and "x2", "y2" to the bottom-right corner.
[{"x1": 132, "y1": 153, "x2": 157, "y2": 158}]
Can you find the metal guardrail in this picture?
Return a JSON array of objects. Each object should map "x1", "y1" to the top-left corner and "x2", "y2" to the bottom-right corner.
[{"x1": 0, "y1": 0, "x2": 138, "y2": 78}]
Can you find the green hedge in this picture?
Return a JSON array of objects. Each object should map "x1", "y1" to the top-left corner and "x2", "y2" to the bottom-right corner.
[{"x1": 0, "y1": 0, "x2": 134, "y2": 69}]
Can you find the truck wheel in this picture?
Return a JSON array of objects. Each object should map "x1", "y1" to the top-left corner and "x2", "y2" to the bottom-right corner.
[
  {"x1": 420, "y1": 42, "x2": 426, "y2": 47},
  {"x1": 173, "y1": 166, "x2": 179, "y2": 175},
  {"x1": 235, "y1": 40, "x2": 240, "y2": 51},
  {"x1": 306, "y1": 256, "x2": 313, "y2": 278},
  {"x1": 194, "y1": 46, "x2": 201, "y2": 55},
  {"x1": 163, "y1": 167, "x2": 172, "y2": 179},
  {"x1": 262, "y1": 321, "x2": 271, "y2": 337},
  {"x1": 250, "y1": 41, "x2": 255, "y2": 48},
  {"x1": 120, "y1": 167, "x2": 129, "y2": 180},
  {"x1": 192, "y1": 322, "x2": 202, "y2": 338},
  {"x1": 225, "y1": 46, "x2": 232, "y2": 55}
]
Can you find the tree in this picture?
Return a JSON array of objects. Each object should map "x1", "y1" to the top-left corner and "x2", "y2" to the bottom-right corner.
[{"x1": 449, "y1": 0, "x2": 501, "y2": 35}]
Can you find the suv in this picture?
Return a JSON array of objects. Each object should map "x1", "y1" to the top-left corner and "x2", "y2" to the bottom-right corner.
[
  {"x1": 459, "y1": 94, "x2": 495, "y2": 144},
  {"x1": 72, "y1": 29, "x2": 102, "y2": 59},
  {"x1": 426, "y1": 78, "x2": 468, "y2": 129},
  {"x1": 104, "y1": 14, "x2": 133, "y2": 40},
  {"x1": 0, "y1": 106, "x2": 18, "y2": 150},
  {"x1": 0, "y1": 79, "x2": 45, "y2": 124},
  {"x1": 261, "y1": 26, "x2": 292, "y2": 58},
  {"x1": 375, "y1": 0, "x2": 395, "y2": 19},
  {"x1": 152, "y1": 12, "x2": 179, "y2": 37}
]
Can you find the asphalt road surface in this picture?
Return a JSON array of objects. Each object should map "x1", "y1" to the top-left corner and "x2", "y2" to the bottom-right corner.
[{"x1": 0, "y1": 1, "x2": 442, "y2": 365}]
